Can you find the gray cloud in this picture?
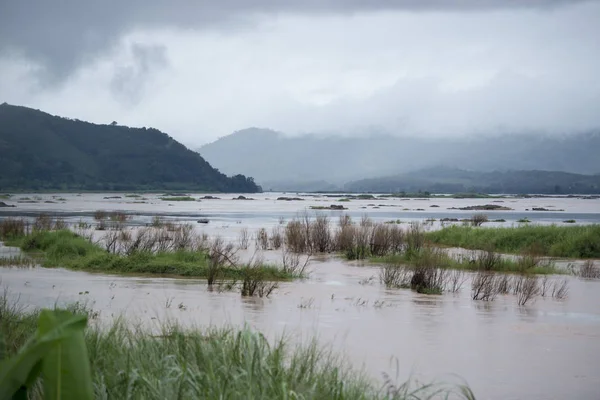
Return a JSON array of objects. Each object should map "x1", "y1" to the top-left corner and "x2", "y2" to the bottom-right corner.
[
  {"x1": 0, "y1": 1, "x2": 598, "y2": 144},
  {"x1": 0, "y1": 0, "x2": 593, "y2": 82},
  {"x1": 110, "y1": 44, "x2": 169, "y2": 105}
]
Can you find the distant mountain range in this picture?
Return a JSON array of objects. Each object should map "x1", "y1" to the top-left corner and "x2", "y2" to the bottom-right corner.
[
  {"x1": 344, "y1": 168, "x2": 600, "y2": 194},
  {"x1": 0, "y1": 104, "x2": 259, "y2": 192},
  {"x1": 199, "y1": 128, "x2": 600, "y2": 192}
]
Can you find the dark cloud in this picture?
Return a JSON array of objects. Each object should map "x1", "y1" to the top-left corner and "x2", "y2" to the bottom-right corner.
[
  {"x1": 0, "y1": 0, "x2": 592, "y2": 83},
  {"x1": 110, "y1": 44, "x2": 169, "y2": 105}
]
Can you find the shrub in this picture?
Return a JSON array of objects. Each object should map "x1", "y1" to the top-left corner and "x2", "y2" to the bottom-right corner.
[
  {"x1": 335, "y1": 224, "x2": 355, "y2": 253},
  {"x1": 574, "y1": 260, "x2": 600, "y2": 279},
  {"x1": 0, "y1": 218, "x2": 27, "y2": 239},
  {"x1": 270, "y1": 226, "x2": 283, "y2": 250},
  {"x1": 471, "y1": 214, "x2": 488, "y2": 227},
  {"x1": 447, "y1": 270, "x2": 467, "y2": 293},
  {"x1": 379, "y1": 264, "x2": 410, "y2": 288},
  {"x1": 552, "y1": 278, "x2": 569, "y2": 299},
  {"x1": 255, "y1": 228, "x2": 269, "y2": 250},
  {"x1": 515, "y1": 275, "x2": 540, "y2": 306},
  {"x1": 406, "y1": 223, "x2": 425, "y2": 255},
  {"x1": 477, "y1": 248, "x2": 501, "y2": 271},
  {"x1": 238, "y1": 228, "x2": 250, "y2": 250},
  {"x1": 472, "y1": 272, "x2": 499, "y2": 301},
  {"x1": 495, "y1": 274, "x2": 512, "y2": 294},
  {"x1": 409, "y1": 248, "x2": 448, "y2": 294},
  {"x1": 370, "y1": 224, "x2": 392, "y2": 257},
  {"x1": 310, "y1": 214, "x2": 331, "y2": 253},
  {"x1": 285, "y1": 220, "x2": 308, "y2": 253},
  {"x1": 239, "y1": 256, "x2": 278, "y2": 298}
]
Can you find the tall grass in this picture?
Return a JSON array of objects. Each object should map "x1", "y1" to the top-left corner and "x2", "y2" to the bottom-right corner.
[
  {"x1": 0, "y1": 297, "x2": 476, "y2": 400},
  {"x1": 8, "y1": 230, "x2": 293, "y2": 281},
  {"x1": 426, "y1": 224, "x2": 600, "y2": 258}
]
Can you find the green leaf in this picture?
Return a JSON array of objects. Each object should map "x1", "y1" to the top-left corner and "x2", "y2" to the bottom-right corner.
[
  {"x1": 0, "y1": 310, "x2": 88, "y2": 399},
  {"x1": 38, "y1": 310, "x2": 94, "y2": 400}
]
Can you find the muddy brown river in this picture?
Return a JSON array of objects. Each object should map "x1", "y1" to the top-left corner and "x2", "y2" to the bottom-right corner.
[{"x1": 1, "y1": 193, "x2": 599, "y2": 399}]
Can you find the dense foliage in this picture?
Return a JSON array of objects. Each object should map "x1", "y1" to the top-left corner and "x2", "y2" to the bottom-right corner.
[{"x1": 0, "y1": 103, "x2": 260, "y2": 192}]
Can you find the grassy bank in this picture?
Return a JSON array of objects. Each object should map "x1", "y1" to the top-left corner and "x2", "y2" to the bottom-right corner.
[
  {"x1": 5, "y1": 230, "x2": 291, "y2": 280},
  {"x1": 425, "y1": 224, "x2": 600, "y2": 258},
  {"x1": 0, "y1": 298, "x2": 476, "y2": 400}
]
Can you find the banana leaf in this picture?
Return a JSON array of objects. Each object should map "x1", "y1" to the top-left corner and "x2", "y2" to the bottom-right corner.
[{"x1": 0, "y1": 310, "x2": 90, "y2": 399}]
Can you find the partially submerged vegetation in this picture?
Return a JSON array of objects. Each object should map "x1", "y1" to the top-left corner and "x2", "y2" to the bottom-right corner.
[
  {"x1": 0, "y1": 216, "x2": 298, "y2": 297},
  {"x1": 448, "y1": 204, "x2": 512, "y2": 211},
  {"x1": 251, "y1": 213, "x2": 562, "y2": 276},
  {"x1": 309, "y1": 204, "x2": 347, "y2": 210},
  {"x1": 426, "y1": 224, "x2": 600, "y2": 258},
  {"x1": 372, "y1": 249, "x2": 561, "y2": 275},
  {"x1": 159, "y1": 196, "x2": 197, "y2": 201}
]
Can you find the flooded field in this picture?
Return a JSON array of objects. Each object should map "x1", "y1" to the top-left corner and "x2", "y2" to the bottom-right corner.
[{"x1": 1, "y1": 192, "x2": 600, "y2": 399}]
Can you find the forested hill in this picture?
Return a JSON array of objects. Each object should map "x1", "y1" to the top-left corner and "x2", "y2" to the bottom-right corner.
[{"x1": 0, "y1": 103, "x2": 259, "y2": 192}]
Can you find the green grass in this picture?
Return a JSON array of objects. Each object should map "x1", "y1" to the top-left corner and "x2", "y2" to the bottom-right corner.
[
  {"x1": 7, "y1": 230, "x2": 293, "y2": 280},
  {"x1": 0, "y1": 297, "x2": 476, "y2": 400},
  {"x1": 425, "y1": 224, "x2": 600, "y2": 258},
  {"x1": 159, "y1": 196, "x2": 197, "y2": 201}
]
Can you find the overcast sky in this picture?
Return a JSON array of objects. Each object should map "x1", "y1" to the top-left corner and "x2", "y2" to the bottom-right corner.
[{"x1": 1, "y1": 0, "x2": 599, "y2": 146}]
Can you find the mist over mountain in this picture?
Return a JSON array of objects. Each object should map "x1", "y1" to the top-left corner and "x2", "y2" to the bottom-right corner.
[
  {"x1": 345, "y1": 167, "x2": 600, "y2": 195},
  {"x1": 0, "y1": 104, "x2": 260, "y2": 192},
  {"x1": 199, "y1": 128, "x2": 600, "y2": 191}
]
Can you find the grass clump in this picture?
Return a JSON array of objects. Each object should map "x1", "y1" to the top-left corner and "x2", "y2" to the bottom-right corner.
[
  {"x1": 8, "y1": 230, "x2": 293, "y2": 281},
  {"x1": 159, "y1": 196, "x2": 197, "y2": 201},
  {"x1": 426, "y1": 224, "x2": 600, "y2": 258},
  {"x1": 0, "y1": 297, "x2": 476, "y2": 400}
]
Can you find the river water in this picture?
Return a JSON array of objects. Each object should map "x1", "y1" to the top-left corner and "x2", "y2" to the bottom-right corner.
[{"x1": 1, "y1": 193, "x2": 599, "y2": 400}]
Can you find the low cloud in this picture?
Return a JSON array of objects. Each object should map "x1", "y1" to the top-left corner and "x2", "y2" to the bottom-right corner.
[{"x1": 0, "y1": 1, "x2": 598, "y2": 144}]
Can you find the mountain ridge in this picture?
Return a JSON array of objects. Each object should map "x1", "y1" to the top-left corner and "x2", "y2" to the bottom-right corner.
[
  {"x1": 344, "y1": 167, "x2": 600, "y2": 194},
  {"x1": 0, "y1": 103, "x2": 260, "y2": 192},
  {"x1": 199, "y1": 127, "x2": 600, "y2": 190}
]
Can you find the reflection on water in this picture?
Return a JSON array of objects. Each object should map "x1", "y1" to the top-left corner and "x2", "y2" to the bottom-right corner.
[{"x1": 1, "y1": 256, "x2": 599, "y2": 400}]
